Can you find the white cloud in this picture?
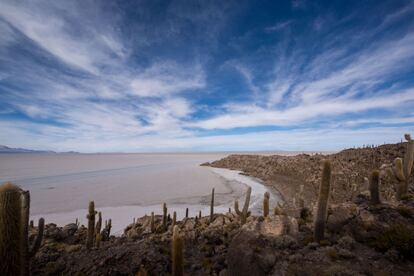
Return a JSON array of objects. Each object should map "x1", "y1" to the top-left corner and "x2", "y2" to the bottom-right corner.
[
  {"x1": 130, "y1": 62, "x2": 205, "y2": 97},
  {"x1": 0, "y1": 1, "x2": 125, "y2": 74}
]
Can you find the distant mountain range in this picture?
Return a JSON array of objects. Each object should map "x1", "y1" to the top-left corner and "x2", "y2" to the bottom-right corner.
[
  {"x1": 0, "y1": 145, "x2": 55, "y2": 153},
  {"x1": 0, "y1": 145, "x2": 56, "y2": 153}
]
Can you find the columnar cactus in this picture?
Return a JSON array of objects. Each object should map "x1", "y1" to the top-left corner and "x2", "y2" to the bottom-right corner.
[
  {"x1": 210, "y1": 188, "x2": 215, "y2": 223},
  {"x1": 369, "y1": 170, "x2": 381, "y2": 205},
  {"x1": 95, "y1": 211, "x2": 102, "y2": 247},
  {"x1": 298, "y1": 184, "x2": 305, "y2": 209},
  {"x1": 96, "y1": 211, "x2": 102, "y2": 235},
  {"x1": 185, "y1": 208, "x2": 189, "y2": 218},
  {"x1": 235, "y1": 186, "x2": 252, "y2": 224},
  {"x1": 30, "y1": 218, "x2": 45, "y2": 257},
  {"x1": 314, "y1": 160, "x2": 331, "y2": 243},
  {"x1": 0, "y1": 182, "x2": 22, "y2": 275},
  {"x1": 0, "y1": 183, "x2": 44, "y2": 275},
  {"x1": 172, "y1": 225, "x2": 184, "y2": 276},
  {"x1": 263, "y1": 192, "x2": 270, "y2": 217},
  {"x1": 163, "y1": 203, "x2": 168, "y2": 230},
  {"x1": 198, "y1": 210, "x2": 201, "y2": 219},
  {"x1": 389, "y1": 134, "x2": 414, "y2": 199},
  {"x1": 107, "y1": 219, "x2": 112, "y2": 236},
  {"x1": 21, "y1": 190, "x2": 30, "y2": 274},
  {"x1": 151, "y1": 212, "x2": 155, "y2": 233},
  {"x1": 86, "y1": 201, "x2": 96, "y2": 249},
  {"x1": 173, "y1": 211, "x2": 177, "y2": 227}
]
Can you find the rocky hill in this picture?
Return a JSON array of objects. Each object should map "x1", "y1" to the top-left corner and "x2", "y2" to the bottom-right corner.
[{"x1": 203, "y1": 142, "x2": 408, "y2": 212}]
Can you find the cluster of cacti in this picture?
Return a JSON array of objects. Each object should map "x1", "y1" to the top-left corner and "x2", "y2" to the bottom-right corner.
[
  {"x1": 235, "y1": 186, "x2": 252, "y2": 224},
  {"x1": 369, "y1": 170, "x2": 381, "y2": 205},
  {"x1": 172, "y1": 225, "x2": 184, "y2": 276},
  {"x1": 388, "y1": 134, "x2": 414, "y2": 199},
  {"x1": 0, "y1": 182, "x2": 44, "y2": 275},
  {"x1": 314, "y1": 160, "x2": 331, "y2": 243},
  {"x1": 210, "y1": 188, "x2": 215, "y2": 223},
  {"x1": 263, "y1": 192, "x2": 270, "y2": 217},
  {"x1": 102, "y1": 219, "x2": 112, "y2": 241},
  {"x1": 86, "y1": 201, "x2": 96, "y2": 249}
]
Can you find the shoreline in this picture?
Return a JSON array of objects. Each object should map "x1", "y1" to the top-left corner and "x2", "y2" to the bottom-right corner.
[{"x1": 31, "y1": 167, "x2": 282, "y2": 235}]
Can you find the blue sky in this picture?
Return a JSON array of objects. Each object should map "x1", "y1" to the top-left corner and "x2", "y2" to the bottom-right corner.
[{"x1": 0, "y1": 0, "x2": 414, "y2": 152}]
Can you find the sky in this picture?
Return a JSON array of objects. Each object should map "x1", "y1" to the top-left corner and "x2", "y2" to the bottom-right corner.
[{"x1": 0, "y1": 0, "x2": 414, "y2": 152}]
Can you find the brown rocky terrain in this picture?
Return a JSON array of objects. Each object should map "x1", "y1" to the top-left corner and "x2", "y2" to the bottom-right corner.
[
  {"x1": 203, "y1": 142, "x2": 409, "y2": 212},
  {"x1": 24, "y1": 140, "x2": 414, "y2": 275},
  {"x1": 29, "y1": 195, "x2": 414, "y2": 275}
]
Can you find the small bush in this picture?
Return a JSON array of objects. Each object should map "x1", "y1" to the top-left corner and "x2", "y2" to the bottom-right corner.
[
  {"x1": 396, "y1": 206, "x2": 412, "y2": 218},
  {"x1": 370, "y1": 224, "x2": 414, "y2": 260}
]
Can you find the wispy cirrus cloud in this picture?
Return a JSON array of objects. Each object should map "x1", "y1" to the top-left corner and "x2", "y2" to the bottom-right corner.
[{"x1": 0, "y1": 0, "x2": 413, "y2": 152}]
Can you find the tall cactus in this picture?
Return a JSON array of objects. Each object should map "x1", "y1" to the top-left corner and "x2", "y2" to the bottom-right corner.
[
  {"x1": 163, "y1": 203, "x2": 168, "y2": 230},
  {"x1": 173, "y1": 211, "x2": 177, "y2": 227},
  {"x1": 185, "y1": 208, "x2": 189, "y2": 218},
  {"x1": 263, "y1": 192, "x2": 270, "y2": 218},
  {"x1": 21, "y1": 190, "x2": 30, "y2": 275},
  {"x1": 0, "y1": 182, "x2": 22, "y2": 275},
  {"x1": 369, "y1": 170, "x2": 381, "y2": 205},
  {"x1": 96, "y1": 212, "x2": 102, "y2": 234},
  {"x1": 95, "y1": 211, "x2": 102, "y2": 247},
  {"x1": 314, "y1": 160, "x2": 331, "y2": 243},
  {"x1": 298, "y1": 184, "x2": 305, "y2": 209},
  {"x1": 389, "y1": 134, "x2": 414, "y2": 199},
  {"x1": 172, "y1": 225, "x2": 184, "y2": 276},
  {"x1": 210, "y1": 188, "x2": 215, "y2": 223},
  {"x1": 235, "y1": 186, "x2": 252, "y2": 224},
  {"x1": 0, "y1": 182, "x2": 44, "y2": 276},
  {"x1": 30, "y1": 218, "x2": 44, "y2": 257},
  {"x1": 151, "y1": 212, "x2": 155, "y2": 233},
  {"x1": 86, "y1": 201, "x2": 96, "y2": 249}
]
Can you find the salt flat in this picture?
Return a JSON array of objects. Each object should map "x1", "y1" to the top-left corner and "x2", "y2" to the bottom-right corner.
[{"x1": 0, "y1": 153, "x2": 281, "y2": 233}]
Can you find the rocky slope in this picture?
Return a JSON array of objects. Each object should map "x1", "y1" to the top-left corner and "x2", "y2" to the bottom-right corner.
[
  {"x1": 203, "y1": 142, "x2": 408, "y2": 211},
  {"x1": 30, "y1": 195, "x2": 414, "y2": 275}
]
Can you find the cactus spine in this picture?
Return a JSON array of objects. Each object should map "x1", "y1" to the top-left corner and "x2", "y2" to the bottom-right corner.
[
  {"x1": 210, "y1": 188, "x2": 215, "y2": 223},
  {"x1": 86, "y1": 201, "x2": 96, "y2": 249},
  {"x1": 0, "y1": 183, "x2": 44, "y2": 276},
  {"x1": 163, "y1": 203, "x2": 168, "y2": 230},
  {"x1": 314, "y1": 160, "x2": 331, "y2": 243},
  {"x1": 235, "y1": 186, "x2": 252, "y2": 224},
  {"x1": 172, "y1": 225, "x2": 184, "y2": 276},
  {"x1": 263, "y1": 192, "x2": 270, "y2": 218},
  {"x1": 369, "y1": 170, "x2": 381, "y2": 205}
]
